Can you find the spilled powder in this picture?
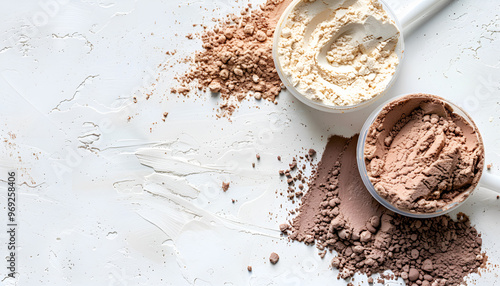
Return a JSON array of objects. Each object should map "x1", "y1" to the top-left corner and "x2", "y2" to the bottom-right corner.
[
  {"x1": 285, "y1": 135, "x2": 486, "y2": 286},
  {"x1": 222, "y1": 181, "x2": 230, "y2": 192},
  {"x1": 174, "y1": 0, "x2": 293, "y2": 117},
  {"x1": 278, "y1": 151, "x2": 317, "y2": 203}
]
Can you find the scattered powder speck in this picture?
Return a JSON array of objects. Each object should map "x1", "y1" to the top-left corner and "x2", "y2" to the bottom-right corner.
[
  {"x1": 284, "y1": 135, "x2": 486, "y2": 286},
  {"x1": 279, "y1": 223, "x2": 289, "y2": 232},
  {"x1": 222, "y1": 181, "x2": 230, "y2": 192}
]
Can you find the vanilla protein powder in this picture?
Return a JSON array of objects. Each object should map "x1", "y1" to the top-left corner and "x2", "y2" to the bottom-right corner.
[{"x1": 276, "y1": 0, "x2": 400, "y2": 106}]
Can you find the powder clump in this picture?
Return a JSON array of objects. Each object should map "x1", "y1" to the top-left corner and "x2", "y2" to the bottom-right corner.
[
  {"x1": 222, "y1": 181, "x2": 230, "y2": 192},
  {"x1": 269, "y1": 252, "x2": 280, "y2": 264}
]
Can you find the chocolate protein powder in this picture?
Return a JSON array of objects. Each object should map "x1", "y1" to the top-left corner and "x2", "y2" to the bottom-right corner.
[
  {"x1": 364, "y1": 94, "x2": 484, "y2": 214},
  {"x1": 174, "y1": 0, "x2": 292, "y2": 116},
  {"x1": 286, "y1": 135, "x2": 486, "y2": 286}
]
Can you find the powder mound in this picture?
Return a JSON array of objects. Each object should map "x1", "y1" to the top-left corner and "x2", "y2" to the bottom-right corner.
[
  {"x1": 174, "y1": 0, "x2": 292, "y2": 117},
  {"x1": 364, "y1": 94, "x2": 484, "y2": 213},
  {"x1": 287, "y1": 135, "x2": 486, "y2": 286}
]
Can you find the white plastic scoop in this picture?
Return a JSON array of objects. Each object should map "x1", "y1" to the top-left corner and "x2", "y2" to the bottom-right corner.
[
  {"x1": 272, "y1": 0, "x2": 455, "y2": 113},
  {"x1": 399, "y1": 0, "x2": 454, "y2": 35}
]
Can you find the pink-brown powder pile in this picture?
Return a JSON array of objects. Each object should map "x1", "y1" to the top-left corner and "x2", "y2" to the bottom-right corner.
[
  {"x1": 283, "y1": 135, "x2": 486, "y2": 286},
  {"x1": 174, "y1": 0, "x2": 292, "y2": 117}
]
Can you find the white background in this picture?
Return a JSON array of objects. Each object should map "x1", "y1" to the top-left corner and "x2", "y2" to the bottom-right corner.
[{"x1": 0, "y1": 0, "x2": 499, "y2": 285}]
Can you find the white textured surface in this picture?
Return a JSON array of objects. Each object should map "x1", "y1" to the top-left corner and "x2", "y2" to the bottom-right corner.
[{"x1": 0, "y1": 0, "x2": 499, "y2": 285}]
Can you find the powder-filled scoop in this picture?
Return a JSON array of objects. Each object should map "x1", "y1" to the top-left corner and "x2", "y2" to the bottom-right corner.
[
  {"x1": 273, "y1": 0, "x2": 403, "y2": 111},
  {"x1": 358, "y1": 94, "x2": 488, "y2": 217}
]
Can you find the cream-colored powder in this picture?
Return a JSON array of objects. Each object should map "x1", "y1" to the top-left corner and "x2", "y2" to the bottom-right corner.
[{"x1": 276, "y1": 0, "x2": 400, "y2": 106}]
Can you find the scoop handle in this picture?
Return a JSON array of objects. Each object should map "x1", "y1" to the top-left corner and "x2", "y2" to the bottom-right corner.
[
  {"x1": 480, "y1": 172, "x2": 500, "y2": 193},
  {"x1": 398, "y1": 0, "x2": 454, "y2": 34}
]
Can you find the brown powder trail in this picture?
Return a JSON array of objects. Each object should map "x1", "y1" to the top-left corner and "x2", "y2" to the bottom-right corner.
[
  {"x1": 174, "y1": 0, "x2": 293, "y2": 117},
  {"x1": 291, "y1": 136, "x2": 350, "y2": 240},
  {"x1": 287, "y1": 135, "x2": 486, "y2": 286}
]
